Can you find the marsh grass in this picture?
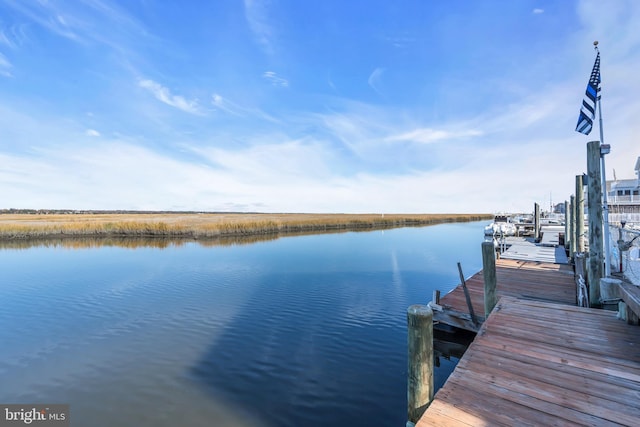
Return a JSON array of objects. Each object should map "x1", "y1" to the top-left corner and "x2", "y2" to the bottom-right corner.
[{"x1": 0, "y1": 213, "x2": 492, "y2": 242}]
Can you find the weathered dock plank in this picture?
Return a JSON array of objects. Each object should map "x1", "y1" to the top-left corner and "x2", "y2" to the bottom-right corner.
[
  {"x1": 465, "y1": 345, "x2": 640, "y2": 407},
  {"x1": 418, "y1": 297, "x2": 640, "y2": 427},
  {"x1": 539, "y1": 225, "x2": 565, "y2": 247},
  {"x1": 500, "y1": 235, "x2": 568, "y2": 263},
  {"x1": 434, "y1": 258, "x2": 576, "y2": 331}
]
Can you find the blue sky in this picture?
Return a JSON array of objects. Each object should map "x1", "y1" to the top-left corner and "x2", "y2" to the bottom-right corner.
[{"x1": 0, "y1": 0, "x2": 639, "y2": 213}]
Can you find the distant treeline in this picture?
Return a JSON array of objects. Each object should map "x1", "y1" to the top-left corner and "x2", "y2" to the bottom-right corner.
[{"x1": 1, "y1": 209, "x2": 240, "y2": 215}]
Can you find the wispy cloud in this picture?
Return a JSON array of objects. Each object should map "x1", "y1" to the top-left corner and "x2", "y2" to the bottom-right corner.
[
  {"x1": 383, "y1": 34, "x2": 416, "y2": 49},
  {"x1": 244, "y1": 0, "x2": 275, "y2": 55},
  {"x1": 211, "y1": 93, "x2": 281, "y2": 123},
  {"x1": 3, "y1": 0, "x2": 82, "y2": 42},
  {"x1": 0, "y1": 53, "x2": 13, "y2": 77},
  {"x1": 211, "y1": 93, "x2": 246, "y2": 116},
  {"x1": 3, "y1": 0, "x2": 155, "y2": 62},
  {"x1": 0, "y1": 30, "x2": 12, "y2": 48},
  {"x1": 193, "y1": 139, "x2": 333, "y2": 181},
  {"x1": 387, "y1": 128, "x2": 483, "y2": 144},
  {"x1": 2, "y1": 0, "x2": 639, "y2": 214},
  {"x1": 82, "y1": 0, "x2": 148, "y2": 33},
  {"x1": 317, "y1": 109, "x2": 387, "y2": 157},
  {"x1": 0, "y1": 25, "x2": 25, "y2": 49},
  {"x1": 368, "y1": 67, "x2": 385, "y2": 96},
  {"x1": 262, "y1": 71, "x2": 289, "y2": 87},
  {"x1": 0, "y1": 142, "x2": 219, "y2": 211},
  {"x1": 139, "y1": 79, "x2": 203, "y2": 115}
]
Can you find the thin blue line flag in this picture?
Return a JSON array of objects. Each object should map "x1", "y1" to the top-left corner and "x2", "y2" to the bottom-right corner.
[{"x1": 575, "y1": 52, "x2": 601, "y2": 135}]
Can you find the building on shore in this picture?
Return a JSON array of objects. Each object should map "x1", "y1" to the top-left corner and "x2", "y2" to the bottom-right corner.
[{"x1": 607, "y1": 156, "x2": 640, "y2": 225}]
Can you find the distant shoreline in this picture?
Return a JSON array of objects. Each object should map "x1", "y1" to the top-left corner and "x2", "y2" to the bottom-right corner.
[{"x1": 0, "y1": 212, "x2": 492, "y2": 240}]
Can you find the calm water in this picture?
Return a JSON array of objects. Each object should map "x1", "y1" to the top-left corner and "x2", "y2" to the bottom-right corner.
[{"x1": 0, "y1": 221, "x2": 487, "y2": 427}]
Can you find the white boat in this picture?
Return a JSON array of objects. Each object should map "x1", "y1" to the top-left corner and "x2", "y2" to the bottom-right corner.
[
  {"x1": 540, "y1": 213, "x2": 565, "y2": 226},
  {"x1": 484, "y1": 215, "x2": 518, "y2": 236}
]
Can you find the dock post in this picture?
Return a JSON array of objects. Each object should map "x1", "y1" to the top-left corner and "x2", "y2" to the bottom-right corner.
[
  {"x1": 534, "y1": 203, "x2": 540, "y2": 240},
  {"x1": 564, "y1": 200, "x2": 570, "y2": 250},
  {"x1": 618, "y1": 301, "x2": 640, "y2": 325},
  {"x1": 587, "y1": 140, "x2": 604, "y2": 306},
  {"x1": 432, "y1": 290, "x2": 440, "y2": 305},
  {"x1": 482, "y1": 241, "x2": 498, "y2": 317},
  {"x1": 618, "y1": 302, "x2": 628, "y2": 322},
  {"x1": 576, "y1": 175, "x2": 585, "y2": 253},
  {"x1": 569, "y1": 196, "x2": 576, "y2": 257},
  {"x1": 407, "y1": 305, "x2": 434, "y2": 426},
  {"x1": 600, "y1": 277, "x2": 621, "y2": 309}
]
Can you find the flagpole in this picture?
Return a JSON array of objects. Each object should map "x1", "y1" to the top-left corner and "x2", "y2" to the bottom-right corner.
[{"x1": 595, "y1": 41, "x2": 612, "y2": 277}]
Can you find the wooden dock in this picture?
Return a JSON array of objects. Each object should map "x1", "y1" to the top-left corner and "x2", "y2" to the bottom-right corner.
[
  {"x1": 419, "y1": 296, "x2": 640, "y2": 426},
  {"x1": 415, "y1": 232, "x2": 640, "y2": 426},
  {"x1": 500, "y1": 235, "x2": 569, "y2": 264},
  {"x1": 433, "y1": 258, "x2": 575, "y2": 332},
  {"x1": 409, "y1": 179, "x2": 640, "y2": 425}
]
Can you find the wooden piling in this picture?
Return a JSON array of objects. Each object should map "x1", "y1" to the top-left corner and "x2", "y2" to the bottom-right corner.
[
  {"x1": 534, "y1": 203, "x2": 540, "y2": 240},
  {"x1": 407, "y1": 305, "x2": 434, "y2": 426},
  {"x1": 481, "y1": 241, "x2": 497, "y2": 317},
  {"x1": 619, "y1": 301, "x2": 628, "y2": 322},
  {"x1": 432, "y1": 290, "x2": 440, "y2": 305},
  {"x1": 587, "y1": 140, "x2": 604, "y2": 306},
  {"x1": 564, "y1": 200, "x2": 569, "y2": 250},
  {"x1": 569, "y1": 196, "x2": 576, "y2": 256},
  {"x1": 599, "y1": 277, "x2": 621, "y2": 297},
  {"x1": 575, "y1": 174, "x2": 585, "y2": 253}
]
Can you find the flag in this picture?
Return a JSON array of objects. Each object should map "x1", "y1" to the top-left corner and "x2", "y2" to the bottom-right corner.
[{"x1": 575, "y1": 52, "x2": 601, "y2": 135}]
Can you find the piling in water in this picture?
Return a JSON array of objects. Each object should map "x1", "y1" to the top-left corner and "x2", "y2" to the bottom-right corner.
[
  {"x1": 407, "y1": 304, "x2": 433, "y2": 425},
  {"x1": 482, "y1": 241, "x2": 498, "y2": 317},
  {"x1": 587, "y1": 140, "x2": 604, "y2": 306}
]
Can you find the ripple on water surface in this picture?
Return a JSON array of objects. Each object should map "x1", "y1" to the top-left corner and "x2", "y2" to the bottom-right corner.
[{"x1": 0, "y1": 225, "x2": 484, "y2": 426}]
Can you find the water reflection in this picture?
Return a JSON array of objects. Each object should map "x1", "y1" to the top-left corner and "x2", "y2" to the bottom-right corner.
[
  {"x1": 190, "y1": 270, "x2": 410, "y2": 426},
  {"x1": 0, "y1": 234, "x2": 277, "y2": 250},
  {"x1": 0, "y1": 222, "x2": 487, "y2": 427},
  {"x1": 0, "y1": 225, "x2": 429, "y2": 250}
]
